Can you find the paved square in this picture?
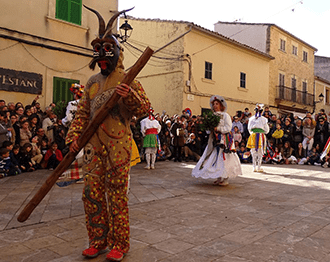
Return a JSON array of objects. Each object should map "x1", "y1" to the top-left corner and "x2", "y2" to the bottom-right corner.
[{"x1": 0, "y1": 161, "x2": 330, "y2": 261}]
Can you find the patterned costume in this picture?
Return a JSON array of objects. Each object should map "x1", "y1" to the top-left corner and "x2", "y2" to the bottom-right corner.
[
  {"x1": 140, "y1": 109, "x2": 161, "y2": 169},
  {"x1": 192, "y1": 95, "x2": 242, "y2": 185},
  {"x1": 247, "y1": 103, "x2": 270, "y2": 172},
  {"x1": 58, "y1": 84, "x2": 85, "y2": 186},
  {"x1": 66, "y1": 5, "x2": 150, "y2": 261}
]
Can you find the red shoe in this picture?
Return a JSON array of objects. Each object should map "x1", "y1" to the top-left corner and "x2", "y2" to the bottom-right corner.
[
  {"x1": 82, "y1": 246, "x2": 106, "y2": 258},
  {"x1": 106, "y1": 248, "x2": 125, "y2": 261}
]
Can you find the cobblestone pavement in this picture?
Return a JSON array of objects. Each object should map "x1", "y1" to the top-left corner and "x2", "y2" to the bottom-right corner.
[{"x1": 1, "y1": 161, "x2": 330, "y2": 261}]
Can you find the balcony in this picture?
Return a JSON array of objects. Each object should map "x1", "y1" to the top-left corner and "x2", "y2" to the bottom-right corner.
[{"x1": 275, "y1": 85, "x2": 314, "y2": 106}]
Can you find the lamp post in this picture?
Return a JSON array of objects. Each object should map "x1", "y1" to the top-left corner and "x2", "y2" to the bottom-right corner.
[{"x1": 312, "y1": 93, "x2": 324, "y2": 114}]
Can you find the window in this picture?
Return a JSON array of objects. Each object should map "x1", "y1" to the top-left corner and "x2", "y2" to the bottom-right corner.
[
  {"x1": 326, "y1": 89, "x2": 330, "y2": 104},
  {"x1": 56, "y1": 0, "x2": 82, "y2": 25},
  {"x1": 302, "y1": 81, "x2": 307, "y2": 104},
  {"x1": 303, "y1": 51, "x2": 308, "y2": 62},
  {"x1": 53, "y1": 77, "x2": 80, "y2": 104},
  {"x1": 302, "y1": 81, "x2": 307, "y2": 92},
  {"x1": 279, "y1": 73, "x2": 285, "y2": 86},
  {"x1": 280, "y1": 39, "x2": 286, "y2": 52},
  {"x1": 279, "y1": 73, "x2": 285, "y2": 99},
  {"x1": 205, "y1": 61, "x2": 212, "y2": 80},
  {"x1": 291, "y1": 77, "x2": 296, "y2": 89},
  {"x1": 240, "y1": 72, "x2": 246, "y2": 88},
  {"x1": 292, "y1": 45, "x2": 298, "y2": 56},
  {"x1": 291, "y1": 77, "x2": 297, "y2": 102}
]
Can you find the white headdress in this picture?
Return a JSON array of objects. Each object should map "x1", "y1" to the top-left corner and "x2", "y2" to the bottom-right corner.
[
  {"x1": 210, "y1": 95, "x2": 227, "y2": 112},
  {"x1": 254, "y1": 103, "x2": 264, "y2": 118}
]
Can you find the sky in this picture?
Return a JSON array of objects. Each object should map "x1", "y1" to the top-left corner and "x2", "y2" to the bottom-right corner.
[{"x1": 119, "y1": 0, "x2": 330, "y2": 57}]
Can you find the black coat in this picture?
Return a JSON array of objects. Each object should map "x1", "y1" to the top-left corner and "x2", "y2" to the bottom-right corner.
[
  {"x1": 170, "y1": 122, "x2": 185, "y2": 147},
  {"x1": 292, "y1": 124, "x2": 303, "y2": 143},
  {"x1": 314, "y1": 121, "x2": 330, "y2": 149}
]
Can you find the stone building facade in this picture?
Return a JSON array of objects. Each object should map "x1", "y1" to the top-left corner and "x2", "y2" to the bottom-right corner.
[
  {"x1": 214, "y1": 22, "x2": 317, "y2": 117},
  {"x1": 0, "y1": 0, "x2": 118, "y2": 109},
  {"x1": 120, "y1": 18, "x2": 273, "y2": 117}
]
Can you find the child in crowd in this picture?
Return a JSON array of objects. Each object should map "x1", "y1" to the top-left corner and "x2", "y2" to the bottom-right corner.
[
  {"x1": 295, "y1": 142, "x2": 307, "y2": 165},
  {"x1": 263, "y1": 141, "x2": 275, "y2": 164},
  {"x1": 233, "y1": 126, "x2": 242, "y2": 144},
  {"x1": 0, "y1": 147, "x2": 20, "y2": 178},
  {"x1": 157, "y1": 143, "x2": 173, "y2": 161},
  {"x1": 19, "y1": 143, "x2": 36, "y2": 172},
  {"x1": 271, "y1": 146, "x2": 284, "y2": 164},
  {"x1": 237, "y1": 144, "x2": 251, "y2": 163},
  {"x1": 2, "y1": 141, "x2": 21, "y2": 174},
  {"x1": 19, "y1": 120, "x2": 32, "y2": 147},
  {"x1": 31, "y1": 136, "x2": 43, "y2": 169},
  {"x1": 272, "y1": 123, "x2": 284, "y2": 150},
  {"x1": 234, "y1": 141, "x2": 240, "y2": 152},
  {"x1": 281, "y1": 141, "x2": 297, "y2": 164},
  {"x1": 306, "y1": 147, "x2": 321, "y2": 165},
  {"x1": 12, "y1": 144, "x2": 21, "y2": 169},
  {"x1": 44, "y1": 142, "x2": 63, "y2": 170},
  {"x1": 40, "y1": 139, "x2": 48, "y2": 156}
]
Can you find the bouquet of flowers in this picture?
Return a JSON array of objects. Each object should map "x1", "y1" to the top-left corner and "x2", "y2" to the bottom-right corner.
[{"x1": 199, "y1": 110, "x2": 220, "y2": 132}]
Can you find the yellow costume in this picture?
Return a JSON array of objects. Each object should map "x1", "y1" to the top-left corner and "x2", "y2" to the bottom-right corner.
[
  {"x1": 130, "y1": 139, "x2": 141, "y2": 167},
  {"x1": 66, "y1": 51, "x2": 150, "y2": 254}
]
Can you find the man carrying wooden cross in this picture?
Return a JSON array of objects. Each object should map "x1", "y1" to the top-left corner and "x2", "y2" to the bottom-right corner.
[{"x1": 67, "y1": 6, "x2": 150, "y2": 261}]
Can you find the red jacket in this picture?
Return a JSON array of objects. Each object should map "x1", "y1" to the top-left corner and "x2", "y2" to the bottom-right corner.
[{"x1": 44, "y1": 149, "x2": 63, "y2": 163}]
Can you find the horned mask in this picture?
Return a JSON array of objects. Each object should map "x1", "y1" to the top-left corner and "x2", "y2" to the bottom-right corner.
[{"x1": 83, "y1": 5, "x2": 133, "y2": 76}]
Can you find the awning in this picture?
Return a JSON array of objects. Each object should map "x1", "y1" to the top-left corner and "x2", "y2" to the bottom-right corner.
[{"x1": 278, "y1": 109, "x2": 306, "y2": 120}]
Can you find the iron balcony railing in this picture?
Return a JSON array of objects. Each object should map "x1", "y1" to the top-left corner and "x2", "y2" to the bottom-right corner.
[{"x1": 276, "y1": 85, "x2": 314, "y2": 106}]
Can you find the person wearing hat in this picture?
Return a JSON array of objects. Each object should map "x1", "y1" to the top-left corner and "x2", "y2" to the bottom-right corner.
[
  {"x1": 140, "y1": 108, "x2": 161, "y2": 169},
  {"x1": 247, "y1": 103, "x2": 270, "y2": 172},
  {"x1": 192, "y1": 95, "x2": 242, "y2": 185}
]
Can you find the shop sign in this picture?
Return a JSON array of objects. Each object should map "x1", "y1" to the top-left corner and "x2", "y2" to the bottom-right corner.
[{"x1": 0, "y1": 67, "x2": 42, "y2": 94}]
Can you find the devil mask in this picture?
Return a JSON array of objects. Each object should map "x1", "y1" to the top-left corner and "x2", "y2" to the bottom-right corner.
[{"x1": 84, "y1": 5, "x2": 133, "y2": 76}]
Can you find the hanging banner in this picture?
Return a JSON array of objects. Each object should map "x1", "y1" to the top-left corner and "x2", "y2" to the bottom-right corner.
[{"x1": 0, "y1": 67, "x2": 42, "y2": 94}]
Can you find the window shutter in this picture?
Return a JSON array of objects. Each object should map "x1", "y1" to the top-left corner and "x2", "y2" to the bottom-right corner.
[
  {"x1": 56, "y1": 0, "x2": 69, "y2": 21},
  {"x1": 53, "y1": 77, "x2": 79, "y2": 104},
  {"x1": 70, "y1": 0, "x2": 82, "y2": 25}
]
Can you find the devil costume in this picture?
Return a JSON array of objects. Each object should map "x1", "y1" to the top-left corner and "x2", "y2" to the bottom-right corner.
[
  {"x1": 247, "y1": 103, "x2": 270, "y2": 172},
  {"x1": 65, "y1": 6, "x2": 150, "y2": 261},
  {"x1": 192, "y1": 95, "x2": 242, "y2": 185}
]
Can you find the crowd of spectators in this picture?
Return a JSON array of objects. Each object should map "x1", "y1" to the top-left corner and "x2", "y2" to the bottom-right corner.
[
  {"x1": 132, "y1": 106, "x2": 330, "y2": 168},
  {"x1": 1, "y1": 96, "x2": 330, "y2": 178},
  {"x1": 0, "y1": 97, "x2": 65, "y2": 178}
]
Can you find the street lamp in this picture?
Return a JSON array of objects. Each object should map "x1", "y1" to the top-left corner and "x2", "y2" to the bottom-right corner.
[
  {"x1": 119, "y1": 19, "x2": 133, "y2": 43},
  {"x1": 312, "y1": 93, "x2": 324, "y2": 114},
  {"x1": 318, "y1": 93, "x2": 324, "y2": 102}
]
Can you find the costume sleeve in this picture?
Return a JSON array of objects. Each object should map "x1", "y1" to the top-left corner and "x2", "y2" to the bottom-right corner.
[
  {"x1": 122, "y1": 80, "x2": 150, "y2": 118},
  {"x1": 247, "y1": 117, "x2": 253, "y2": 134},
  {"x1": 216, "y1": 113, "x2": 232, "y2": 134},
  {"x1": 62, "y1": 101, "x2": 76, "y2": 127},
  {"x1": 65, "y1": 86, "x2": 91, "y2": 145},
  {"x1": 157, "y1": 121, "x2": 162, "y2": 134},
  {"x1": 263, "y1": 118, "x2": 270, "y2": 134}
]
